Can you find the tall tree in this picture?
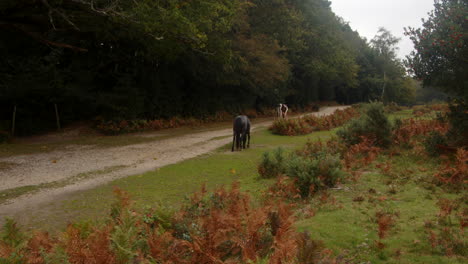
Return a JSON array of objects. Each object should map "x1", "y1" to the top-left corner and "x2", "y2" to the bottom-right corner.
[
  {"x1": 370, "y1": 27, "x2": 402, "y2": 101},
  {"x1": 404, "y1": 0, "x2": 467, "y2": 99}
]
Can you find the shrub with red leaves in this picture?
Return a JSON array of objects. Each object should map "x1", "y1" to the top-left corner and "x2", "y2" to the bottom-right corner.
[
  {"x1": 270, "y1": 107, "x2": 359, "y2": 136},
  {"x1": 425, "y1": 198, "x2": 467, "y2": 257},
  {"x1": 392, "y1": 118, "x2": 449, "y2": 147},
  {"x1": 434, "y1": 148, "x2": 468, "y2": 188},
  {"x1": 0, "y1": 182, "x2": 343, "y2": 263}
]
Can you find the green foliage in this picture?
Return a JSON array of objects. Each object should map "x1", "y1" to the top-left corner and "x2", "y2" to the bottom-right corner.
[
  {"x1": 258, "y1": 147, "x2": 288, "y2": 179},
  {"x1": 0, "y1": 219, "x2": 26, "y2": 249},
  {"x1": 423, "y1": 131, "x2": 448, "y2": 157},
  {"x1": 0, "y1": 0, "x2": 418, "y2": 135},
  {"x1": 337, "y1": 103, "x2": 392, "y2": 147},
  {"x1": 446, "y1": 100, "x2": 468, "y2": 147},
  {"x1": 286, "y1": 153, "x2": 344, "y2": 198},
  {"x1": 258, "y1": 141, "x2": 345, "y2": 198},
  {"x1": 111, "y1": 212, "x2": 147, "y2": 263},
  {"x1": 405, "y1": 0, "x2": 468, "y2": 99}
]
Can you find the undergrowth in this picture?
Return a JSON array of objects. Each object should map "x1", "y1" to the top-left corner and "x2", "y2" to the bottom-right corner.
[{"x1": 269, "y1": 107, "x2": 359, "y2": 136}]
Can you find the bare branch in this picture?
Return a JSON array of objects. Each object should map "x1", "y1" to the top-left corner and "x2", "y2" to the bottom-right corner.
[
  {"x1": 6, "y1": 23, "x2": 88, "y2": 52},
  {"x1": 41, "y1": 0, "x2": 80, "y2": 31}
]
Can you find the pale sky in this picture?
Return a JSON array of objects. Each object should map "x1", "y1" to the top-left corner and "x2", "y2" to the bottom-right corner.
[{"x1": 330, "y1": 0, "x2": 435, "y2": 59}]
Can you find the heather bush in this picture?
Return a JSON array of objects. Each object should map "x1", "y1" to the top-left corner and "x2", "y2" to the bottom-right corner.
[
  {"x1": 337, "y1": 102, "x2": 392, "y2": 147},
  {"x1": 258, "y1": 147, "x2": 288, "y2": 178}
]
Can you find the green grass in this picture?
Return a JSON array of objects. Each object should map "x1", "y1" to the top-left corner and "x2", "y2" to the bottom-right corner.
[
  {"x1": 5, "y1": 108, "x2": 465, "y2": 263},
  {"x1": 295, "y1": 151, "x2": 466, "y2": 263},
  {"x1": 15, "y1": 128, "x2": 334, "y2": 232}
]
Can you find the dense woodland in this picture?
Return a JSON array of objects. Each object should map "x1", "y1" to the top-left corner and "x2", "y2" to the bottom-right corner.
[{"x1": 1, "y1": 0, "x2": 421, "y2": 135}]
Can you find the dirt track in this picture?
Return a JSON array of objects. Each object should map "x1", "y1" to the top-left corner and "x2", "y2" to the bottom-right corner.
[{"x1": 0, "y1": 106, "x2": 348, "y2": 222}]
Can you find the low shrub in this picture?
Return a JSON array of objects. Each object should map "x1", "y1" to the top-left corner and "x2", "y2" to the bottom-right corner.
[
  {"x1": 446, "y1": 100, "x2": 468, "y2": 148},
  {"x1": 434, "y1": 148, "x2": 468, "y2": 188},
  {"x1": 258, "y1": 147, "x2": 288, "y2": 178},
  {"x1": 423, "y1": 131, "x2": 448, "y2": 157},
  {"x1": 259, "y1": 144, "x2": 345, "y2": 198},
  {"x1": 286, "y1": 153, "x2": 344, "y2": 198},
  {"x1": 343, "y1": 137, "x2": 381, "y2": 170},
  {"x1": 296, "y1": 138, "x2": 346, "y2": 159},
  {"x1": 270, "y1": 107, "x2": 359, "y2": 136},
  {"x1": 392, "y1": 118, "x2": 449, "y2": 148},
  {"x1": 269, "y1": 119, "x2": 314, "y2": 136},
  {"x1": 337, "y1": 102, "x2": 392, "y2": 147},
  {"x1": 426, "y1": 197, "x2": 467, "y2": 257}
]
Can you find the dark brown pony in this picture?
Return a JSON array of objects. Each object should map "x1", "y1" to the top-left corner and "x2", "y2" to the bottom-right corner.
[{"x1": 232, "y1": 115, "x2": 251, "y2": 151}]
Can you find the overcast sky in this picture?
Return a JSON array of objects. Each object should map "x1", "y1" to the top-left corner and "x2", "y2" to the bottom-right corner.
[{"x1": 330, "y1": 0, "x2": 435, "y2": 59}]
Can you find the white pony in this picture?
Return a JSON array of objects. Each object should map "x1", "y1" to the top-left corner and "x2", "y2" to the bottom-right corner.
[{"x1": 277, "y1": 103, "x2": 288, "y2": 119}]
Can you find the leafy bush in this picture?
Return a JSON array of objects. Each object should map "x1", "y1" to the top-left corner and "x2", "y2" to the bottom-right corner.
[
  {"x1": 258, "y1": 147, "x2": 288, "y2": 178},
  {"x1": 259, "y1": 144, "x2": 345, "y2": 198},
  {"x1": 446, "y1": 100, "x2": 468, "y2": 148},
  {"x1": 423, "y1": 131, "x2": 448, "y2": 157},
  {"x1": 286, "y1": 153, "x2": 344, "y2": 198},
  {"x1": 337, "y1": 102, "x2": 392, "y2": 147}
]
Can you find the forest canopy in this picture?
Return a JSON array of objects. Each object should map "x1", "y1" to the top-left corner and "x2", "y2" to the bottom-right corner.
[{"x1": 1, "y1": 0, "x2": 415, "y2": 135}]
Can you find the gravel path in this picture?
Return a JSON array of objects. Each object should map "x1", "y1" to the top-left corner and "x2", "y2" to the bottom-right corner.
[{"x1": 0, "y1": 106, "x2": 348, "y2": 221}]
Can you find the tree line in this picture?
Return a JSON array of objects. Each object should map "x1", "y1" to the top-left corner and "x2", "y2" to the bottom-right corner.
[{"x1": 1, "y1": 0, "x2": 416, "y2": 135}]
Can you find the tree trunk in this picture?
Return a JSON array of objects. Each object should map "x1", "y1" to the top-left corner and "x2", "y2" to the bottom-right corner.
[
  {"x1": 54, "y1": 103, "x2": 61, "y2": 131},
  {"x1": 11, "y1": 105, "x2": 16, "y2": 136},
  {"x1": 381, "y1": 71, "x2": 386, "y2": 102}
]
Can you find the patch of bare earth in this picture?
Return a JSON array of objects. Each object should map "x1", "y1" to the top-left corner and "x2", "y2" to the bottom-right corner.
[{"x1": 0, "y1": 106, "x2": 348, "y2": 226}]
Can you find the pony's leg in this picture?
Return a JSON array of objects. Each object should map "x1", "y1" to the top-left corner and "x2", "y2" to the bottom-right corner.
[
  {"x1": 247, "y1": 132, "x2": 250, "y2": 148},
  {"x1": 242, "y1": 132, "x2": 247, "y2": 149},
  {"x1": 232, "y1": 133, "x2": 236, "y2": 152}
]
